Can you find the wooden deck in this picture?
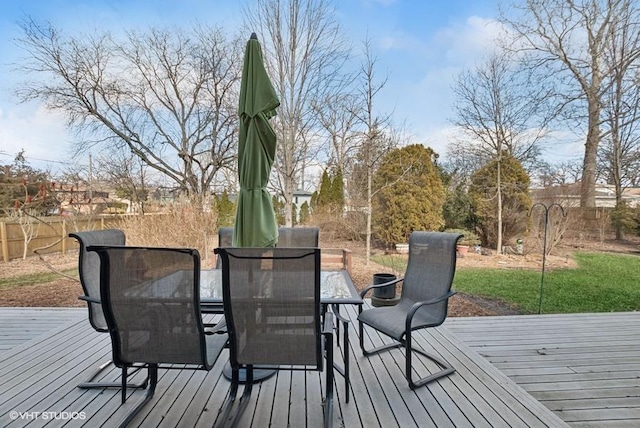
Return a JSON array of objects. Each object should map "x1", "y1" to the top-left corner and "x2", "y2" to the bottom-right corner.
[
  {"x1": 446, "y1": 312, "x2": 640, "y2": 427},
  {"x1": 0, "y1": 308, "x2": 84, "y2": 354},
  {"x1": 0, "y1": 304, "x2": 567, "y2": 427}
]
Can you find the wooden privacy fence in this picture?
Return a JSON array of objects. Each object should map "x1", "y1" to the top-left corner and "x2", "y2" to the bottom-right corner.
[{"x1": 0, "y1": 215, "x2": 122, "y2": 262}]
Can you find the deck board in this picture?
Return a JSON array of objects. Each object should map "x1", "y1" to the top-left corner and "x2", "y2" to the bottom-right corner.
[
  {"x1": 0, "y1": 307, "x2": 567, "y2": 427},
  {"x1": 446, "y1": 312, "x2": 640, "y2": 427},
  {"x1": 0, "y1": 308, "x2": 84, "y2": 353}
]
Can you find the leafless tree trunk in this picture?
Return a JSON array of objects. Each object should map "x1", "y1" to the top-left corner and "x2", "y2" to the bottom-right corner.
[
  {"x1": 8, "y1": 208, "x2": 38, "y2": 260},
  {"x1": 450, "y1": 52, "x2": 552, "y2": 252},
  {"x1": 501, "y1": 0, "x2": 640, "y2": 210},
  {"x1": 598, "y1": 3, "x2": 640, "y2": 238},
  {"x1": 351, "y1": 39, "x2": 395, "y2": 265},
  {"x1": 15, "y1": 20, "x2": 242, "y2": 196},
  {"x1": 243, "y1": 0, "x2": 350, "y2": 226}
]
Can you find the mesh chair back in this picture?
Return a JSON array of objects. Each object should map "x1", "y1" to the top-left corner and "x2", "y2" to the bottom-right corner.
[
  {"x1": 277, "y1": 227, "x2": 319, "y2": 247},
  {"x1": 215, "y1": 227, "x2": 234, "y2": 268},
  {"x1": 92, "y1": 246, "x2": 209, "y2": 367},
  {"x1": 218, "y1": 247, "x2": 322, "y2": 368},
  {"x1": 401, "y1": 232, "x2": 462, "y2": 324},
  {"x1": 69, "y1": 229, "x2": 125, "y2": 332}
]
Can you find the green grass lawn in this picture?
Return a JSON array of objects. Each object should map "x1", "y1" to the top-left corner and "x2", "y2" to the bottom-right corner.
[
  {"x1": 0, "y1": 269, "x2": 77, "y2": 291},
  {"x1": 372, "y1": 252, "x2": 640, "y2": 314}
]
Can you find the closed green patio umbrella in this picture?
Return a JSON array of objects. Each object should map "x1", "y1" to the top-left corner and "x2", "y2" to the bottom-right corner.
[{"x1": 233, "y1": 33, "x2": 280, "y2": 248}]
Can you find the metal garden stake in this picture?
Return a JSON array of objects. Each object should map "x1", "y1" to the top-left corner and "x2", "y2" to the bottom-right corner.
[{"x1": 528, "y1": 203, "x2": 566, "y2": 314}]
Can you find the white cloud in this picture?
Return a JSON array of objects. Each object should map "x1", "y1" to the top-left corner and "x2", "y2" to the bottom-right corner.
[
  {"x1": 378, "y1": 30, "x2": 425, "y2": 52},
  {"x1": 0, "y1": 103, "x2": 74, "y2": 171},
  {"x1": 361, "y1": 0, "x2": 397, "y2": 7},
  {"x1": 433, "y1": 16, "x2": 506, "y2": 65}
]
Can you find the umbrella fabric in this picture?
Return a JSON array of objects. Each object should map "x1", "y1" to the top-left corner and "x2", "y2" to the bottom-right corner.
[{"x1": 233, "y1": 33, "x2": 280, "y2": 248}]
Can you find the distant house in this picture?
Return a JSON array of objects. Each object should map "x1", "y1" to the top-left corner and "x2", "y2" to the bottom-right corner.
[
  {"x1": 55, "y1": 182, "x2": 133, "y2": 215},
  {"x1": 293, "y1": 189, "x2": 314, "y2": 223},
  {"x1": 293, "y1": 189, "x2": 313, "y2": 207},
  {"x1": 531, "y1": 182, "x2": 640, "y2": 208}
]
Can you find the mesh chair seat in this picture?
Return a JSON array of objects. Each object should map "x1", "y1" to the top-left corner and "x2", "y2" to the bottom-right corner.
[{"x1": 358, "y1": 299, "x2": 445, "y2": 341}]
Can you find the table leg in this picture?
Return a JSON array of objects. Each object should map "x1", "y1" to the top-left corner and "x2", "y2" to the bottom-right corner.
[{"x1": 331, "y1": 304, "x2": 351, "y2": 403}]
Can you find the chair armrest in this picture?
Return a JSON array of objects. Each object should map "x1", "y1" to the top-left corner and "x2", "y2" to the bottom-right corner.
[
  {"x1": 330, "y1": 304, "x2": 349, "y2": 324},
  {"x1": 359, "y1": 277, "x2": 404, "y2": 298},
  {"x1": 323, "y1": 311, "x2": 334, "y2": 336},
  {"x1": 405, "y1": 290, "x2": 457, "y2": 331},
  {"x1": 79, "y1": 295, "x2": 100, "y2": 304}
]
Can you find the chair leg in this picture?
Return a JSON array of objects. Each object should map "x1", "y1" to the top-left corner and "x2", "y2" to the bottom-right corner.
[
  {"x1": 358, "y1": 320, "x2": 403, "y2": 356},
  {"x1": 406, "y1": 331, "x2": 455, "y2": 389},
  {"x1": 118, "y1": 364, "x2": 158, "y2": 428},
  {"x1": 330, "y1": 304, "x2": 351, "y2": 403},
  {"x1": 343, "y1": 318, "x2": 349, "y2": 403},
  {"x1": 77, "y1": 359, "x2": 148, "y2": 390},
  {"x1": 231, "y1": 367, "x2": 253, "y2": 427},
  {"x1": 360, "y1": 322, "x2": 455, "y2": 389},
  {"x1": 218, "y1": 368, "x2": 239, "y2": 426},
  {"x1": 324, "y1": 330, "x2": 334, "y2": 428},
  {"x1": 218, "y1": 366, "x2": 253, "y2": 428}
]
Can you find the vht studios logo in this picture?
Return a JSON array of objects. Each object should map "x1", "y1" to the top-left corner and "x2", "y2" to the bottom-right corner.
[{"x1": 9, "y1": 411, "x2": 86, "y2": 420}]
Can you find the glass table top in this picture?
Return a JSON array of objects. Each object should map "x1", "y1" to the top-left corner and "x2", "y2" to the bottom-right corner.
[{"x1": 199, "y1": 269, "x2": 363, "y2": 305}]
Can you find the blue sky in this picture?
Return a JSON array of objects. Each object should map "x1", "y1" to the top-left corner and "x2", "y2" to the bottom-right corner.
[{"x1": 1, "y1": 0, "x2": 566, "y2": 175}]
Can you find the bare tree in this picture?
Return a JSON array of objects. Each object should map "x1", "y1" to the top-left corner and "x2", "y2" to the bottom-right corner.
[
  {"x1": 95, "y1": 149, "x2": 150, "y2": 214},
  {"x1": 15, "y1": 20, "x2": 242, "y2": 196},
  {"x1": 501, "y1": 0, "x2": 640, "y2": 209},
  {"x1": 537, "y1": 160, "x2": 584, "y2": 186},
  {"x1": 243, "y1": 0, "x2": 351, "y2": 226},
  {"x1": 313, "y1": 92, "x2": 361, "y2": 181},
  {"x1": 350, "y1": 39, "x2": 397, "y2": 264},
  {"x1": 450, "y1": 52, "x2": 552, "y2": 252},
  {"x1": 598, "y1": 5, "x2": 640, "y2": 237}
]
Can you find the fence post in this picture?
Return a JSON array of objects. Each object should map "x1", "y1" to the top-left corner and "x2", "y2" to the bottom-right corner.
[
  {"x1": 0, "y1": 221, "x2": 8, "y2": 262},
  {"x1": 342, "y1": 249, "x2": 353, "y2": 275}
]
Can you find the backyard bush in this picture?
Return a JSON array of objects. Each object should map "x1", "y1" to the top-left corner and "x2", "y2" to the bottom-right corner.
[
  {"x1": 118, "y1": 198, "x2": 218, "y2": 263},
  {"x1": 372, "y1": 144, "x2": 446, "y2": 247}
]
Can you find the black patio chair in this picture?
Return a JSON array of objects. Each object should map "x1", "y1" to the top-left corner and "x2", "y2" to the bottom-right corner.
[
  {"x1": 276, "y1": 226, "x2": 350, "y2": 402},
  {"x1": 358, "y1": 231, "x2": 462, "y2": 389},
  {"x1": 215, "y1": 227, "x2": 234, "y2": 269},
  {"x1": 69, "y1": 229, "x2": 147, "y2": 390},
  {"x1": 214, "y1": 247, "x2": 333, "y2": 428},
  {"x1": 88, "y1": 245, "x2": 228, "y2": 428},
  {"x1": 216, "y1": 227, "x2": 318, "y2": 265},
  {"x1": 276, "y1": 226, "x2": 319, "y2": 247}
]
